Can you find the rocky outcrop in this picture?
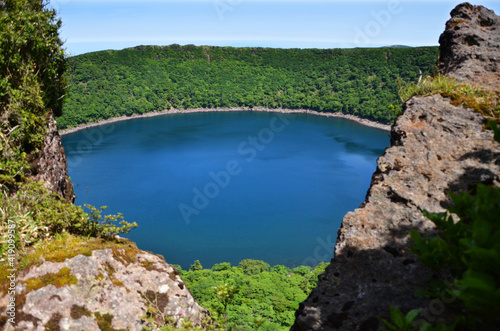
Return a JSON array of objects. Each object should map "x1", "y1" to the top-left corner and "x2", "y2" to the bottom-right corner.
[
  {"x1": 293, "y1": 95, "x2": 499, "y2": 330},
  {"x1": 0, "y1": 238, "x2": 209, "y2": 330},
  {"x1": 439, "y1": 3, "x2": 500, "y2": 89},
  {"x1": 31, "y1": 113, "x2": 75, "y2": 202},
  {"x1": 293, "y1": 3, "x2": 500, "y2": 330}
]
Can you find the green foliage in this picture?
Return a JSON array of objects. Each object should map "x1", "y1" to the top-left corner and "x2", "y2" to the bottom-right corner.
[
  {"x1": 83, "y1": 204, "x2": 137, "y2": 238},
  {"x1": 212, "y1": 262, "x2": 231, "y2": 271},
  {"x1": 488, "y1": 121, "x2": 500, "y2": 143},
  {"x1": 213, "y1": 283, "x2": 238, "y2": 317},
  {"x1": 238, "y1": 259, "x2": 270, "y2": 275},
  {"x1": 0, "y1": 0, "x2": 67, "y2": 159},
  {"x1": 141, "y1": 313, "x2": 220, "y2": 331},
  {"x1": 58, "y1": 45, "x2": 439, "y2": 129},
  {"x1": 0, "y1": 181, "x2": 138, "y2": 265},
  {"x1": 291, "y1": 265, "x2": 312, "y2": 276},
  {"x1": 410, "y1": 184, "x2": 500, "y2": 324},
  {"x1": 382, "y1": 306, "x2": 422, "y2": 331},
  {"x1": 190, "y1": 259, "x2": 203, "y2": 271},
  {"x1": 0, "y1": 0, "x2": 138, "y2": 269},
  {"x1": 385, "y1": 184, "x2": 500, "y2": 330},
  {"x1": 382, "y1": 306, "x2": 458, "y2": 331},
  {"x1": 180, "y1": 260, "x2": 329, "y2": 330}
]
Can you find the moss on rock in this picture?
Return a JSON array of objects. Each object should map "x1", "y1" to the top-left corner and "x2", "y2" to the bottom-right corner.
[
  {"x1": 70, "y1": 304, "x2": 92, "y2": 319},
  {"x1": 23, "y1": 267, "x2": 77, "y2": 292}
]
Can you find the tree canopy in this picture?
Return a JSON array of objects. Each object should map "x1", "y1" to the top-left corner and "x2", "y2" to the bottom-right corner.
[
  {"x1": 179, "y1": 260, "x2": 329, "y2": 330},
  {"x1": 0, "y1": 0, "x2": 66, "y2": 170}
]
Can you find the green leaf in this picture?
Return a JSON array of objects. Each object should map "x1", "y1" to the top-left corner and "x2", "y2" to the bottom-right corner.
[
  {"x1": 409, "y1": 229, "x2": 421, "y2": 245},
  {"x1": 459, "y1": 270, "x2": 496, "y2": 291},
  {"x1": 389, "y1": 305, "x2": 405, "y2": 328},
  {"x1": 488, "y1": 121, "x2": 500, "y2": 143},
  {"x1": 472, "y1": 219, "x2": 492, "y2": 246},
  {"x1": 405, "y1": 308, "x2": 422, "y2": 323},
  {"x1": 418, "y1": 321, "x2": 433, "y2": 331},
  {"x1": 414, "y1": 289, "x2": 432, "y2": 297},
  {"x1": 381, "y1": 318, "x2": 398, "y2": 331}
]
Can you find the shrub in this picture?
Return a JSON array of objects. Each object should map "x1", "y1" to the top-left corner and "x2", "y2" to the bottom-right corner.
[
  {"x1": 410, "y1": 184, "x2": 500, "y2": 327},
  {"x1": 212, "y1": 262, "x2": 231, "y2": 271},
  {"x1": 237, "y1": 259, "x2": 270, "y2": 275},
  {"x1": 0, "y1": 181, "x2": 137, "y2": 266},
  {"x1": 0, "y1": 0, "x2": 137, "y2": 268},
  {"x1": 383, "y1": 184, "x2": 500, "y2": 330}
]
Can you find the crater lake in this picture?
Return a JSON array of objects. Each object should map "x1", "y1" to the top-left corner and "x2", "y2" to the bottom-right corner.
[{"x1": 61, "y1": 111, "x2": 390, "y2": 269}]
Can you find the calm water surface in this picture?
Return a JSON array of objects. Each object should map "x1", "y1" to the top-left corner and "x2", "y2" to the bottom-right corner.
[{"x1": 62, "y1": 111, "x2": 389, "y2": 269}]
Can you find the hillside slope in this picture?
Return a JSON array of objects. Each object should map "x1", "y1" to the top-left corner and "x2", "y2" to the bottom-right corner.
[{"x1": 58, "y1": 46, "x2": 438, "y2": 129}]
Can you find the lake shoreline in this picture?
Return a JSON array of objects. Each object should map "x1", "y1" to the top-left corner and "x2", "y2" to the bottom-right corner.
[{"x1": 59, "y1": 107, "x2": 392, "y2": 136}]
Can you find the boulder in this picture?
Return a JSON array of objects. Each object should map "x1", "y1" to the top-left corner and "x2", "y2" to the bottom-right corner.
[{"x1": 0, "y1": 238, "x2": 209, "y2": 330}]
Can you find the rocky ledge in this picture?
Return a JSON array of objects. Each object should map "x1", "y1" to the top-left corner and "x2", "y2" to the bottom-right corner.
[
  {"x1": 293, "y1": 3, "x2": 500, "y2": 330},
  {"x1": 0, "y1": 237, "x2": 209, "y2": 330}
]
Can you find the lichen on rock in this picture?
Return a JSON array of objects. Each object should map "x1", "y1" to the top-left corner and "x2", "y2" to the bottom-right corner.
[{"x1": 0, "y1": 236, "x2": 209, "y2": 330}]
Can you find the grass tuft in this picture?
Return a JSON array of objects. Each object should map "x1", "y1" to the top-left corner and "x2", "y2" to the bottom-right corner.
[{"x1": 399, "y1": 74, "x2": 500, "y2": 124}]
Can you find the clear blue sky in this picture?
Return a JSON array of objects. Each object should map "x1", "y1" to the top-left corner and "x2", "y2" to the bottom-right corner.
[{"x1": 49, "y1": 0, "x2": 500, "y2": 56}]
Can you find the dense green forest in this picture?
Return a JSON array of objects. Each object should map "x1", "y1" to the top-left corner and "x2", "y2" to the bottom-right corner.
[
  {"x1": 58, "y1": 45, "x2": 439, "y2": 129},
  {"x1": 174, "y1": 259, "x2": 328, "y2": 330}
]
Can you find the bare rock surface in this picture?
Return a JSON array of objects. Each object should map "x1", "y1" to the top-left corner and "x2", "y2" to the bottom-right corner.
[
  {"x1": 0, "y1": 242, "x2": 209, "y2": 330},
  {"x1": 292, "y1": 94, "x2": 499, "y2": 330},
  {"x1": 293, "y1": 3, "x2": 500, "y2": 330},
  {"x1": 439, "y1": 3, "x2": 500, "y2": 89}
]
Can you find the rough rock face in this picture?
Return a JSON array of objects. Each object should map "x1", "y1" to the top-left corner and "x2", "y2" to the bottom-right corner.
[
  {"x1": 439, "y1": 3, "x2": 500, "y2": 89},
  {"x1": 293, "y1": 3, "x2": 500, "y2": 330},
  {"x1": 1, "y1": 242, "x2": 208, "y2": 330},
  {"x1": 292, "y1": 95, "x2": 499, "y2": 330},
  {"x1": 31, "y1": 113, "x2": 75, "y2": 202}
]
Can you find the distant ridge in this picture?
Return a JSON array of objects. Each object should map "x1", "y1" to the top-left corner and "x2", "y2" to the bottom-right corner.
[{"x1": 382, "y1": 45, "x2": 412, "y2": 48}]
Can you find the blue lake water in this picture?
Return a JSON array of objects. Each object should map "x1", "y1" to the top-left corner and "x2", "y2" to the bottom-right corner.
[{"x1": 61, "y1": 111, "x2": 390, "y2": 269}]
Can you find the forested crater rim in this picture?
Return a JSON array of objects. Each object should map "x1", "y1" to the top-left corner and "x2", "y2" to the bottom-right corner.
[{"x1": 58, "y1": 107, "x2": 391, "y2": 136}]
